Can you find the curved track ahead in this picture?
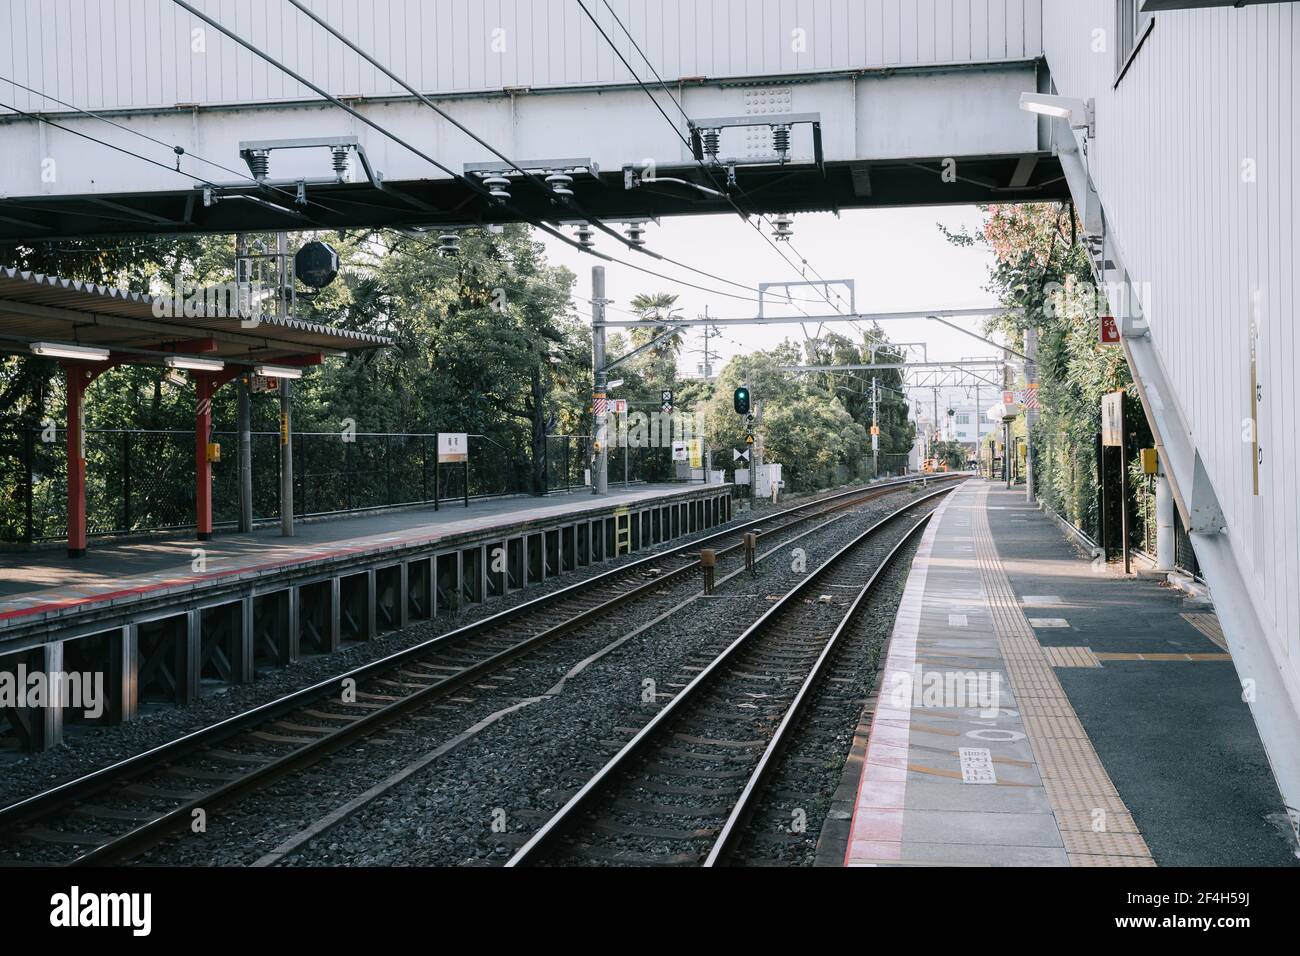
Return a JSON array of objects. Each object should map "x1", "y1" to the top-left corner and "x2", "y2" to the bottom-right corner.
[{"x1": 507, "y1": 485, "x2": 953, "y2": 867}]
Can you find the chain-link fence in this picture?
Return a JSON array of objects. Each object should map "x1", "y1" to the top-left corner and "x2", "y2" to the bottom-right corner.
[{"x1": 0, "y1": 426, "x2": 531, "y2": 544}]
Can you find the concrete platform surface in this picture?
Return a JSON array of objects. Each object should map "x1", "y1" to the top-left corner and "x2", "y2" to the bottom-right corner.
[
  {"x1": 844, "y1": 480, "x2": 1298, "y2": 867},
  {"x1": 0, "y1": 483, "x2": 721, "y2": 628}
]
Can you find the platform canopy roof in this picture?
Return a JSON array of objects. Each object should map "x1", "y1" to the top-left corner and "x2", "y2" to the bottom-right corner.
[{"x1": 0, "y1": 267, "x2": 389, "y2": 367}]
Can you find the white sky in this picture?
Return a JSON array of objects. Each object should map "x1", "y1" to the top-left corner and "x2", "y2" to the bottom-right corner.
[{"x1": 537, "y1": 203, "x2": 1011, "y2": 424}]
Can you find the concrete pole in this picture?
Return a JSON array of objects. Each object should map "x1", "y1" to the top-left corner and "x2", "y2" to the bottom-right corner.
[
  {"x1": 235, "y1": 232, "x2": 253, "y2": 534},
  {"x1": 277, "y1": 232, "x2": 295, "y2": 537},
  {"x1": 237, "y1": 375, "x2": 253, "y2": 533},
  {"x1": 279, "y1": 378, "x2": 294, "y2": 537},
  {"x1": 1024, "y1": 325, "x2": 1039, "y2": 502},
  {"x1": 591, "y1": 265, "x2": 609, "y2": 496},
  {"x1": 871, "y1": 377, "x2": 879, "y2": 479},
  {"x1": 1155, "y1": 466, "x2": 1175, "y2": 571}
]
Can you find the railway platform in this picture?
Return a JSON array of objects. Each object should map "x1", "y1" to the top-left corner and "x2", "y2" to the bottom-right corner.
[
  {"x1": 0, "y1": 482, "x2": 732, "y2": 751},
  {"x1": 836, "y1": 480, "x2": 1297, "y2": 868}
]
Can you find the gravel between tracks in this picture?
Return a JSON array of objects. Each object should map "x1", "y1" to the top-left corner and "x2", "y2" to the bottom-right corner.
[
  {"x1": 1, "y1": 487, "x2": 884, "y2": 808},
  {"x1": 131, "y1": 484, "x2": 947, "y2": 866}
]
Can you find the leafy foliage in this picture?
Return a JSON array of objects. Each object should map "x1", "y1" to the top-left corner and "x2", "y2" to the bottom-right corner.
[{"x1": 958, "y1": 203, "x2": 1151, "y2": 543}]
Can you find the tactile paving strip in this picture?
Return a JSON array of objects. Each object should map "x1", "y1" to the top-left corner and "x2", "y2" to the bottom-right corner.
[
  {"x1": 1045, "y1": 646, "x2": 1102, "y2": 668},
  {"x1": 971, "y1": 485, "x2": 1154, "y2": 867}
]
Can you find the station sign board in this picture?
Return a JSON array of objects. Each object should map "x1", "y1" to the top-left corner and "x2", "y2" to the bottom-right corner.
[
  {"x1": 688, "y1": 439, "x2": 702, "y2": 469},
  {"x1": 251, "y1": 374, "x2": 280, "y2": 394},
  {"x1": 438, "y1": 432, "x2": 469, "y2": 463},
  {"x1": 1101, "y1": 392, "x2": 1124, "y2": 447},
  {"x1": 672, "y1": 441, "x2": 688, "y2": 462}
]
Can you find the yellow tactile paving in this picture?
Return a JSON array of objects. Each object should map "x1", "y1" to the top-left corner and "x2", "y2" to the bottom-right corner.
[
  {"x1": 1094, "y1": 651, "x2": 1231, "y2": 662},
  {"x1": 1068, "y1": 853, "x2": 1157, "y2": 867},
  {"x1": 1045, "y1": 646, "x2": 1102, "y2": 668},
  {"x1": 1054, "y1": 808, "x2": 1142, "y2": 833},
  {"x1": 971, "y1": 485, "x2": 1155, "y2": 867}
]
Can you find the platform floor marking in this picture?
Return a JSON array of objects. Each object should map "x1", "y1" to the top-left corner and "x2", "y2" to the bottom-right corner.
[
  {"x1": 959, "y1": 747, "x2": 997, "y2": 784},
  {"x1": 948, "y1": 614, "x2": 968, "y2": 627},
  {"x1": 842, "y1": 493, "x2": 953, "y2": 866},
  {"x1": 1094, "y1": 652, "x2": 1232, "y2": 662},
  {"x1": 972, "y1": 486, "x2": 1154, "y2": 867},
  {"x1": 1028, "y1": 617, "x2": 1070, "y2": 628},
  {"x1": 1020, "y1": 595, "x2": 1062, "y2": 606},
  {"x1": 1045, "y1": 646, "x2": 1102, "y2": 668},
  {"x1": 1180, "y1": 612, "x2": 1228, "y2": 651}
]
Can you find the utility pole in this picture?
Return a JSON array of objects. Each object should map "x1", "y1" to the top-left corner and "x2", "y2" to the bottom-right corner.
[
  {"x1": 931, "y1": 386, "x2": 939, "y2": 459},
  {"x1": 235, "y1": 233, "x2": 253, "y2": 534},
  {"x1": 871, "y1": 377, "x2": 879, "y2": 478},
  {"x1": 695, "y1": 306, "x2": 721, "y2": 380},
  {"x1": 277, "y1": 232, "x2": 294, "y2": 538},
  {"x1": 1024, "y1": 325, "x2": 1039, "y2": 503},
  {"x1": 591, "y1": 265, "x2": 609, "y2": 496}
]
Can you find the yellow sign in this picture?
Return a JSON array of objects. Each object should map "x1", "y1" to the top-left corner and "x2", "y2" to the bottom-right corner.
[
  {"x1": 688, "y1": 439, "x2": 702, "y2": 469},
  {"x1": 280, "y1": 413, "x2": 289, "y2": 446},
  {"x1": 206, "y1": 442, "x2": 221, "y2": 463},
  {"x1": 745, "y1": 434, "x2": 755, "y2": 445},
  {"x1": 1140, "y1": 447, "x2": 1158, "y2": 475},
  {"x1": 870, "y1": 424, "x2": 880, "y2": 436}
]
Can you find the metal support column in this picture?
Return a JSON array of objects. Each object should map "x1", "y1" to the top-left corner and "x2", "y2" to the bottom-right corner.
[
  {"x1": 1155, "y1": 466, "x2": 1175, "y2": 572},
  {"x1": 591, "y1": 265, "x2": 609, "y2": 496},
  {"x1": 279, "y1": 377, "x2": 294, "y2": 537},
  {"x1": 1024, "y1": 325, "x2": 1038, "y2": 502},
  {"x1": 238, "y1": 373, "x2": 253, "y2": 532},
  {"x1": 195, "y1": 373, "x2": 215, "y2": 541},
  {"x1": 63, "y1": 363, "x2": 93, "y2": 558}
]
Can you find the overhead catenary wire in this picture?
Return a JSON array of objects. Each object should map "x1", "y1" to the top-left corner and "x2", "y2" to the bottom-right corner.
[
  {"x1": 580, "y1": 0, "x2": 848, "y2": 323},
  {"x1": 271, "y1": 0, "x2": 830, "y2": 308},
  {"x1": 162, "y1": 0, "x2": 839, "y2": 312},
  {"x1": 0, "y1": 75, "x2": 347, "y2": 224}
]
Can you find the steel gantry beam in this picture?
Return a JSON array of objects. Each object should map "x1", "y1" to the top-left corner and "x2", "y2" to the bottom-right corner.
[
  {"x1": 598, "y1": 307, "x2": 1011, "y2": 329},
  {"x1": 779, "y1": 359, "x2": 1005, "y2": 373}
]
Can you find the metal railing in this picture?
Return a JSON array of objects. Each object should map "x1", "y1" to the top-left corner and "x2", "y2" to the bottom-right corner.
[{"x1": 0, "y1": 426, "x2": 531, "y2": 543}]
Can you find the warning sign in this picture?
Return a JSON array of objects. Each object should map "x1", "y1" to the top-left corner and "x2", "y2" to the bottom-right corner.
[{"x1": 1100, "y1": 315, "x2": 1121, "y2": 345}]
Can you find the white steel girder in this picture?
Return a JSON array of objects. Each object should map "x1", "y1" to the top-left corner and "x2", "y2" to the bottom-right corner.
[{"x1": 0, "y1": 64, "x2": 1063, "y2": 240}]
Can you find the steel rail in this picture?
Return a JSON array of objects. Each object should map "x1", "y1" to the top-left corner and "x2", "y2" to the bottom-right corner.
[
  {"x1": 505, "y1": 483, "x2": 958, "y2": 866},
  {"x1": 703, "y1": 512, "x2": 934, "y2": 866},
  {"x1": 0, "y1": 474, "x2": 956, "y2": 863}
]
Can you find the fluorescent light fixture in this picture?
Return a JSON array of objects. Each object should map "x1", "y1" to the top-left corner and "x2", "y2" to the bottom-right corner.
[
  {"x1": 164, "y1": 355, "x2": 225, "y2": 372},
  {"x1": 606, "y1": 378, "x2": 625, "y2": 389},
  {"x1": 1018, "y1": 93, "x2": 1095, "y2": 137},
  {"x1": 254, "y1": 364, "x2": 304, "y2": 379},
  {"x1": 29, "y1": 341, "x2": 110, "y2": 362}
]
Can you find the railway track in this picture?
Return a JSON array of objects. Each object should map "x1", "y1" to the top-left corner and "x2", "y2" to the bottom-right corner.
[
  {"x1": 506, "y1": 485, "x2": 952, "y2": 867},
  {"x1": 0, "y1": 474, "x2": 961, "y2": 866}
]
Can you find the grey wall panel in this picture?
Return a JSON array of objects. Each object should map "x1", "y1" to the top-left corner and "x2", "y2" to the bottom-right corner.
[
  {"x1": 1040, "y1": 0, "x2": 1299, "y2": 710},
  {"x1": 1, "y1": 0, "x2": 1044, "y2": 114}
]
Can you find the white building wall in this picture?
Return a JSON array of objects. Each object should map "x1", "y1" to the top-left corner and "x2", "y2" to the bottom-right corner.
[
  {"x1": 1, "y1": 0, "x2": 1043, "y2": 113},
  {"x1": 1040, "y1": 3, "x2": 1299, "y2": 730}
]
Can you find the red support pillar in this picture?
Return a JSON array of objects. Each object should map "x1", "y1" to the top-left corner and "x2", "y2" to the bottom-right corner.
[
  {"x1": 64, "y1": 363, "x2": 93, "y2": 558},
  {"x1": 195, "y1": 374, "x2": 215, "y2": 541}
]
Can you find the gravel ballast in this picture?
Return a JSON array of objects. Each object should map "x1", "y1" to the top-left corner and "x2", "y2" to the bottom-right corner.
[{"x1": 130, "y1": 485, "x2": 950, "y2": 866}]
